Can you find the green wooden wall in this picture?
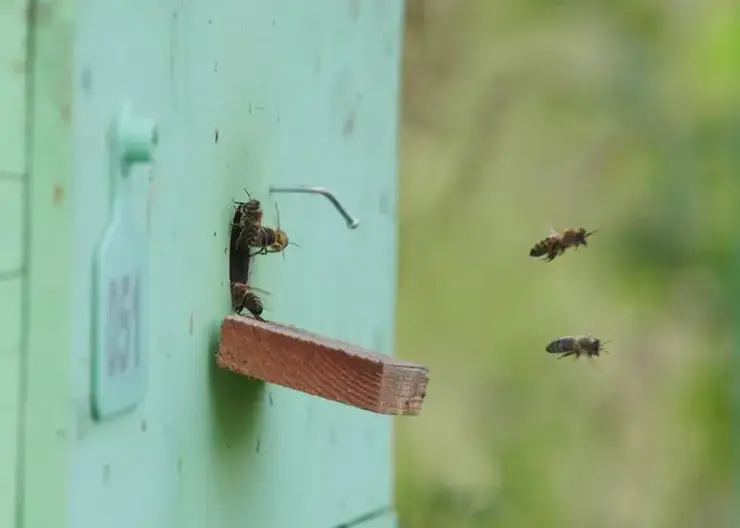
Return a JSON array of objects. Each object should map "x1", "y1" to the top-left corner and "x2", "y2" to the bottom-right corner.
[
  {"x1": 9, "y1": 0, "x2": 405, "y2": 527},
  {"x1": 0, "y1": 0, "x2": 28, "y2": 526}
]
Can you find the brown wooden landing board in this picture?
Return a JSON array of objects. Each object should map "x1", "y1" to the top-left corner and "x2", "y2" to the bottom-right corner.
[{"x1": 217, "y1": 315, "x2": 429, "y2": 415}]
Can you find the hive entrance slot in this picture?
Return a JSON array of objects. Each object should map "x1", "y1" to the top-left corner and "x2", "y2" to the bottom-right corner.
[
  {"x1": 229, "y1": 204, "x2": 252, "y2": 312},
  {"x1": 229, "y1": 206, "x2": 249, "y2": 282}
]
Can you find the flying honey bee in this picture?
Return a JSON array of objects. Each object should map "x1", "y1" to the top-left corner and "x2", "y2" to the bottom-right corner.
[
  {"x1": 233, "y1": 188, "x2": 264, "y2": 251},
  {"x1": 249, "y1": 202, "x2": 299, "y2": 258},
  {"x1": 545, "y1": 335, "x2": 609, "y2": 360},
  {"x1": 529, "y1": 227, "x2": 599, "y2": 263},
  {"x1": 230, "y1": 282, "x2": 270, "y2": 321}
]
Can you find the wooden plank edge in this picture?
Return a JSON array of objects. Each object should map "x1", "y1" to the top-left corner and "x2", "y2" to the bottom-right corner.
[{"x1": 217, "y1": 315, "x2": 429, "y2": 415}]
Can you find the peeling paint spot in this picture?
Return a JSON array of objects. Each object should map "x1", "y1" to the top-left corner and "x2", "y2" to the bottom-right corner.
[
  {"x1": 342, "y1": 112, "x2": 356, "y2": 137},
  {"x1": 26, "y1": 2, "x2": 54, "y2": 25},
  {"x1": 141, "y1": 420, "x2": 147, "y2": 432},
  {"x1": 214, "y1": 129, "x2": 219, "y2": 143},
  {"x1": 102, "y1": 464, "x2": 111, "y2": 484},
  {"x1": 52, "y1": 184, "x2": 64, "y2": 204},
  {"x1": 349, "y1": 0, "x2": 361, "y2": 20},
  {"x1": 189, "y1": 314, "x2": 194, "y2": 335},
  {"x1": 59, "y1": 103, "x2": 71, "y2": 122},
  {"x1": 343, "y1": 95, "x2": 363, "y2": 138}
]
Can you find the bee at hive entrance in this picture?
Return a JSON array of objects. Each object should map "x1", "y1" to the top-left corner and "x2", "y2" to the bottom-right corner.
[{"x1": 229, "y1": 191, "x2": 270, "y2": 319}]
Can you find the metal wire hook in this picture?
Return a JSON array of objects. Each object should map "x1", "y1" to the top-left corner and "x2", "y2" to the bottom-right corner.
[{"x1": 268, "y1": 185, "x2": 360, "y2": 229}]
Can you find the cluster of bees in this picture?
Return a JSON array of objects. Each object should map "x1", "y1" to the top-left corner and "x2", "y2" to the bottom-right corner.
[
  {"x1": 229, "y1": 189, "x2": 297, "y2": 321},
  {"x1": 529, "y1": 227, "x2": 609, "y2": 361}
]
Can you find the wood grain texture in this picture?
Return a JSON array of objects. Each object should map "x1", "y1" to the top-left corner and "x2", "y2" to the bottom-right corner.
[{"x1": 218, "y1": 315, "x2": 428, "y2": 416}]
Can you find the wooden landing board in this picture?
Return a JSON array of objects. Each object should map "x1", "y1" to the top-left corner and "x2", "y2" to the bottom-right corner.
[{"x1": 218, "y1": 315, "x2": 429, "y2": 416}]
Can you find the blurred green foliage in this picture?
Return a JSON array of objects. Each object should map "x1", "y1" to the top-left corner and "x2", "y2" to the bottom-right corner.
[{"x1": 395, "y1": 1, "x2": 737, "y2": 526}]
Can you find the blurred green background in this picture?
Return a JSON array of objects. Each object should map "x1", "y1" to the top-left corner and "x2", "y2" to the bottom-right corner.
[{"x1": 394, "y1": 1, "x2": 737, "y2": 527}]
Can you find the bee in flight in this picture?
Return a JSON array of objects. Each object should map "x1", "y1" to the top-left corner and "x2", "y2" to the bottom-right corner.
[
  {"x1": 231, "y1": 282, "x2": 270, "y2": 321},
  {"x1": 249, "y1": 202, "x2": 299, "y2": 258},
  {"x1": 529, "y1": 227, "x2": 599, "y2": 263},
  {"x1": 233, "y1": 188, "x2": 264, "y2": 251},
  {"x1": 545, "y1": 335, "x2": 609, "y2": 360}
]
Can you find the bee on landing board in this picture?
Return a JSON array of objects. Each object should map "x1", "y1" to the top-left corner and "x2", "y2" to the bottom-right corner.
[
  {"x1": 231, "y1": 282, "x2": 270, "y2": 321},
  {"x1": 529, "y1": 227, "x2": 599, "y2": 263},
  {"x1": 545, "y1": 335, "x2": 609, "y2": 360},
  {"x1": 248, "y1": 202, "x2": 299, "y2": 258},
  {"x1": 233, "y1": 188, "x2": 264, "y2": 251}
]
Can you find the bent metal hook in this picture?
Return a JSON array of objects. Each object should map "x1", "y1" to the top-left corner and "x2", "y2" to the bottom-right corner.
[{"x1": 268, "y1": 186, "x2": 360, "y2": 229}]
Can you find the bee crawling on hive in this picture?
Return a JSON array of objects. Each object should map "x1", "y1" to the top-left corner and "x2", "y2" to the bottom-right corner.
[
  {"x1": 231, "y1": 282, "x2": 270, "y2": 321},
  {"x1": 529, "y1": 227, "x2": 599, "y2": 263},
  {"x1": 248, "y1": 202, "x2": 299, "y2": 258},
  {"x1": 232, "y1": 188, "x2": 264, "y2": 251},
  {"x1": 545, "y1": 335, "x2": 609, "y2": 361}
]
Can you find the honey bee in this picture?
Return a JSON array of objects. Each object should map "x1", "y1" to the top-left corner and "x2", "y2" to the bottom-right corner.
[
  {"x1": 233, "y1": 188, "x2": 264, "y2": 251},
  {"x1": 529, "y1": 227, "x2": 599, "y2": 262},
  {"x1": 231, "y1": 282, "x2": 270, "y2": 321},
  {"x1": 545, "y1": 335, "x2": 609, "y2": 360},
  {"x1": 249, "y1": 203, "x2": 299, "y2": 258}
]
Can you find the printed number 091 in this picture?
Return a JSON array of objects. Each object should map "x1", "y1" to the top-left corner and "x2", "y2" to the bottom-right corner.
[{"x1": 107, "y1": 274, "x2": 141, "y2": 377}]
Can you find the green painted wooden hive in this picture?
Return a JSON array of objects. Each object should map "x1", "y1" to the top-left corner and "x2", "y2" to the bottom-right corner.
[{"x1": 0, "y1": 1, "x2": 429, "y2": 527}]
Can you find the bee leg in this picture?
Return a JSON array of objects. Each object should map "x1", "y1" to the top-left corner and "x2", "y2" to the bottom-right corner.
[{"x1": 557, "y1": 351, "x2": 574, "y2": 359}]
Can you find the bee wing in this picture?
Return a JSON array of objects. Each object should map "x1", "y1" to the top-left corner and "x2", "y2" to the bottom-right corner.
[
  {"x1": 248, "y1": 286, "x2": 271, "y2": 296},
  {"x1": 546, "y1": 223, "x2": 557, "y2": 235}
]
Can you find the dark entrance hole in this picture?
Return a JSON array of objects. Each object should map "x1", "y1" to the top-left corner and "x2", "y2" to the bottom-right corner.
[{"x1": 229, "y1": 204, "x2": 251, "y2": 311}]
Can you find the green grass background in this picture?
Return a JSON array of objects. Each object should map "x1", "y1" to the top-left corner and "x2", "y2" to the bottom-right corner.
[{"x1": 395, "y1": 1, "x2": 737, "y2": 526}]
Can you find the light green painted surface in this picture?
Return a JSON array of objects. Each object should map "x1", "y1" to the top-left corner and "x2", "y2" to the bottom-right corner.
[
  {"x1": 0, "y1": 180, "x2": 24, "y2": 275},
  {"x1": 31, "y1": 1, "x2": 407, "y2": 528},
  {"x1": 0, "y1": 0, "x2": 28, "y2": 176},
  {"x1": 0, "y1": 1, "x2": 27, "y2": 527},
  {"x1": 22, "y1": 0, "x2": 75, "y2": 526},
  {"x1": 0, "y1": 278, "x2": 21, "y2": 528}
]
